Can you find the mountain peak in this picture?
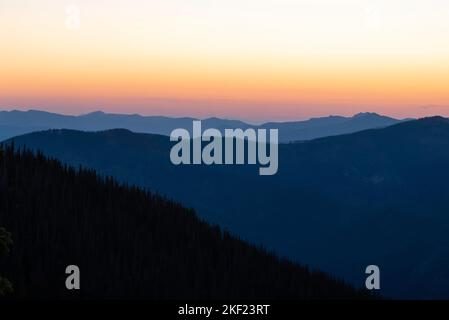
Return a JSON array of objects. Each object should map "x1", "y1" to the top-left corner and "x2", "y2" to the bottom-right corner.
[
  {"x1": 353, "y1": 112, "x2": 382, "y2": 118},
  {"x1": 417, "y1": 116, "x2": 449, "y2": 124},
  {"x1": 83, "y1": 111, "x2": 106, "y2": 117}
]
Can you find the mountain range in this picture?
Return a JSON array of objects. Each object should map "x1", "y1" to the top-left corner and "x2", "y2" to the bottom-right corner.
[
  {"x1": 6, "y1": 116, "x2": 449, "y2": 299},
  {"x1": 0, "y1": 109, "x2": 405, "y2": 142}
]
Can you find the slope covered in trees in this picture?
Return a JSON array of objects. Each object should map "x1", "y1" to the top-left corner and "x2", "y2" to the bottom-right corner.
[{"x1": 0, "y1": 146, "x2": 368, "y2": 299}]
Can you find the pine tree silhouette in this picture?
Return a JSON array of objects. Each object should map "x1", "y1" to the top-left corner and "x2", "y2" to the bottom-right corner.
[{"x1": 0, "y1": 227, "x2": 13, "y2": 295}]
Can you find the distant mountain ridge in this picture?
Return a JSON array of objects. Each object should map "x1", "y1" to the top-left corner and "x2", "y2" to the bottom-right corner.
[
  {"x1": 7, "y1": 116, "x2": 449, "y2": 299},
  {"x1": 0, "y1": 109, "x2": 406, "y2": 142}
]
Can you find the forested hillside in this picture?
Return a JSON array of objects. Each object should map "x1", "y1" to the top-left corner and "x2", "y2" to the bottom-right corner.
[{"x1": 0, "y1": 146, "x2": 368, "y2": 299}]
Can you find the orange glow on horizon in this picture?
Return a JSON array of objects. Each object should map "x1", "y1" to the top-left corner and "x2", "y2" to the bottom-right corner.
[{"x1": 1, "y1": 0, "x2": 449, "y2": 121}]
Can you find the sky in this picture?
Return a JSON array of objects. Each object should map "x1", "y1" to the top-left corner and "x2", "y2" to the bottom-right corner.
[{"x1": 1, "y1": 0, "x2": 449, "y2": 121}]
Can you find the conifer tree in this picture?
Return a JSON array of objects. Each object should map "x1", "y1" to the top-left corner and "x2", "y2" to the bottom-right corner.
[{"x1": 0, "y1": 227, "x2": 13, "y2": 295}]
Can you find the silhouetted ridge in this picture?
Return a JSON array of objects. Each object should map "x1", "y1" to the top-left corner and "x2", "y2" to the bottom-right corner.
[
  {"x1": 415, "y1": 116, "x2": 449, "y2": 125},
  {"x1": 95, "y1": 128, "x2": 135, "y2": 135},
  {"x1": 0, "y1": 145, "x2": 369, "y2": 299},
  {"x1": 82, "y1": 110, "x2": 105, "y2": 116},
  {"x1": 0, "y1": 109, "x2": 405, "y2": 142}
]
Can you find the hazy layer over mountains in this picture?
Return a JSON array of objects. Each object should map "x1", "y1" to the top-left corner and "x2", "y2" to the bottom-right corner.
[
  {"x1": 0, "y1": 109, "x2": 405, "y2": 142},
  {"x1": 7, "y1": 116, "x2": 449, "y2": 299}
]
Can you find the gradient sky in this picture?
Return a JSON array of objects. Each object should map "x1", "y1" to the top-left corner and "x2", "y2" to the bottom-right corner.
[{"x1": 1, "y1": 0, "x2": 449, "y2": 121}]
